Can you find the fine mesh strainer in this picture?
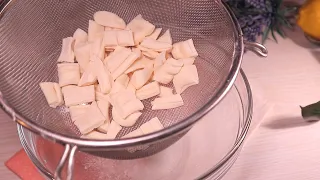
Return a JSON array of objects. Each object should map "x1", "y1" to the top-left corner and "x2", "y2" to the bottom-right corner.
[{"x1": 0, "y1": 0, "x2": 267, "y2": 179}]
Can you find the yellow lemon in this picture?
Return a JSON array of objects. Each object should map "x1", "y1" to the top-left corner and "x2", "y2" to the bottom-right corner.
[{"x1": 297, "y1": 0, "x2": 320, "y2": 39}]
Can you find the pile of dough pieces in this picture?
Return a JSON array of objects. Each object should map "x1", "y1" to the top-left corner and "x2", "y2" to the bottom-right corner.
[{"x1": 39, "y1": 11, "x2": 199, "y2": 140}]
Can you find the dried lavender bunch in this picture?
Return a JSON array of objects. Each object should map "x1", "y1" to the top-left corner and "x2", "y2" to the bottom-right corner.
[{"x1": 224, "y1": 0, "x2": 295, "y2": 43}]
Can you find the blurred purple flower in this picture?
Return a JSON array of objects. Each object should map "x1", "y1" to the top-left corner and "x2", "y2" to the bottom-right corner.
[{"x1": 225, "y1": 0, "x2": 276, "y2": 42}]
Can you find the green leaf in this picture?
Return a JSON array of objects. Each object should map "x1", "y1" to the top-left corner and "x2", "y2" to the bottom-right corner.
[
  {"x1": 300, "y1": 101, "x2": 320, "y2": 120},
  {"x1": 271, "y1": 26, "x2": 278, "y2": 43},
  {"x1": 275, "y1": 24, "x2": 286, "y2": 38},
  {"x1": 278, "y1": 9, "x2": 286, "y2": 16},
  {"x1": 277, "y1": 15, "x2": 293, "y2": 29},
  {"x1": 262, "y1": 27, "x2": 271, "y2": 45}
]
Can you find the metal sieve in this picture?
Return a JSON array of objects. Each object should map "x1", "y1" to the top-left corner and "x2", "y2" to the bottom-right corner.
[
  {"x1": 0, "y1": 0, "x2": 267, "y2": 179},
  {"x1": 17, "y1": 69, "x2": 254, "y2": 180}
]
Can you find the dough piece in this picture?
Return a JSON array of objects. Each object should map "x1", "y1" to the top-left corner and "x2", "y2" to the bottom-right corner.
[
  {"x1": 88, "y1": 20, "x2": 104, "y2": 42},
  {"x1": 166, "y1": 52, "x2": 173, "y2": 59},
  {"x1": 116, "y1": 74, "x2": 130, "y2": 88},
  {"x1": 139, "y1": 120, "x2": 154, "y2": 134},
  {"x1": 140, "y1": 38, "x2": 172, "y2": 52},
  {"x1": 57, "y1": 37, "x2": 75, "y2": 63},
  {"x1": 118, "y1": 99, "x2": 144, "y2": 119},
  {"x1": 97, "y1": 121, "x2": 110, "y2": 133},
  {"x1": 109, "y1": 89, "x2": 136, "y2": 107},
  {"x1": 122, "y1": 128, "x2": 144, "y2": 138},
  {"x1": 153, "y1": 58, "x2": 183, "y2": 84},
  {"x1": 136, "y1": 81, "x2": 160, "y2": 100},
  {"x1": 157, "y1": 29, "x2": 172, "y2": 44},
  {"x1": 166, "y1": 58, "x2": 184, "y2": 68},
  {"x1": 73, "y1": 28, "x2": 88, "y2": 42},
  {"x1": 129, "y1": 66, "x2": 153, "y2": 89},
  {"x1": 112, "y1": 49, "x2": 141, "y2": 80},
  {"x1": 96, "y1": 100, "x2": 110, "y2": 133},
  {"x1": 109, "y1": 74, "x2": 130, "y2": 94},
  {"x1": 78, "y1": 61, "x2": 97, "y2": 86},
  {"x1": 74, "y1": 43, "x2": 91, "y2": 73},
  {"x1": 103, "y1": 30, "x2": 118, "y2": 49},
  {"x1": 109, "y1": 90, "x2": 144, "y2": 118},
  {"x1": 97, "y1": 100, "x2": 110, "y2": 121},
  {"x1": 112, "y1": 107, "x2": 142, "y2": 127},
  {"x1": 105, "y1": 121, "x2": 123, "y2": 139},
  {"x1": 81, "y1": 131, "x2": 109, "y2": 140},
  {"x1": 117, "y1": 30, "x2": 135, "y2": 47},
  {"x1": 159, "y1": 86, "x2": 173, "y2": 97},
  {"x1": 181, "y1": 57, "x2": 195, "y2": 65},
  {"x1": 104, "y1": 27, "x2": 112, "y2": 31},
  {"x1": 140, "y1": 117, "x2": 164, "y2": 134},
  {"x1": 132, "y1": 47, "x2": 144, "y2": 58},
  {"x1": 137, "y1": 45, "x2": 160, "y2": 58},
  {"x1": 125, "y1": 56, "x2": 153, "y2": 74},
  {"x1": 142, "y1": 49, "x2": 160, "y2": 59},
  {"x1": 95, "y1": 91, "x2": 110, "y2": 102},
  {"x1": 90, "y1": 38, "x2": 104, "y2": 61},
  {"x1": 73, "y1": 28, "x2": 88, "y2": 48},
  {"x1": 162, "y1": 58, "x2": 184, "y2": 75},
  {"x1": 94, "y1": 11, "x2": 126, "y2": 29},
  {"x1": 151, "y1": 94, "x2": 184, "y2": 110},
  {"x1": 126, "y1": 14, "x2": 155, "y2": 45},
  {"x1": 146, "y1": 28, "x2": 162, "y2": 39},
  {"x1": 154, "y1": 51, "x2": 166, "y2": 69},
  {"x1": 69, "y1": 105, "x2": 90, "y2": 122},
  {"x1": 105, "y1": 47, "x2": 132, "y2": 73},
  {"x1": 148, "y1": 117, "x2": 164, "y2": 131},
  {"x1": 126, "y1": 82, "x2": 136, "y2": 93},
  {"x1": 39, "y1": 82, "x2": 64, "y2": 108},
  {"x1": 57, "y1": 63, "x2": 80, "y2": 87},
  {"x1": 173, "y1": 65, "x2": 199, "y2": 94},
  {"x1": 171, "y1": 39, "x2": 198, "y2": 59},
  {"x1": 153, "y1": 69, "x2": 174, "y2": 84},
  {"x1": 103, "y1": 46, "x2": 124, "y2": 65},
  {"x1": 74, "y1": 101, "x2": 105, "y2": 134},
  {"x1": 62, "y1": 85, "x2": 95, "y2": 107},
  {"x1": 92, "y1": 56, "x2": 112, "y2": 94},
  {"x1": 104, "y1": 29, "x2": 134, "y2": 48}
]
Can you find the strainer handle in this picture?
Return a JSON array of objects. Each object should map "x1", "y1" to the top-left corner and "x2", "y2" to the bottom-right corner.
[
  {"x1": 54, "y1": 144, "x2": 78, "y2": 180},
  {"x1": 244, "y1": 41, "x2": 268, "y2": 57}
]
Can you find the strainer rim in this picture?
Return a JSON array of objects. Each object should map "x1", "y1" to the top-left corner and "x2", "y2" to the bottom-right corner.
[{"x1": 0, "y1": 0, "x2": 244, "y2": 149}]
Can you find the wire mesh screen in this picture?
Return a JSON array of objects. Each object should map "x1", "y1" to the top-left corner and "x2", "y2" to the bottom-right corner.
[{"x1": 0, "y1": 0, "x2": 238, "y2": 158}]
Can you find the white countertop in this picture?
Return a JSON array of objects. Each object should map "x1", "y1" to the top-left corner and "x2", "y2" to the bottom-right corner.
[
  {"x1": 1, "y1": 28, "x2": 320, "y2": 180},
  {"x1": 224, "y1": 28, "x2": 320, "y2": 180}
]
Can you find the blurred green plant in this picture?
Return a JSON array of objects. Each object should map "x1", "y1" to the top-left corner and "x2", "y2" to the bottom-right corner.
[{"x1": 225, "y1": 0, "x2": 298, "y2": 44}]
